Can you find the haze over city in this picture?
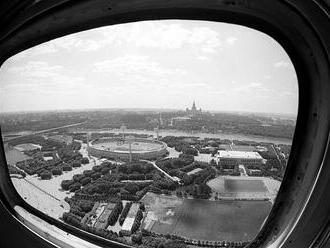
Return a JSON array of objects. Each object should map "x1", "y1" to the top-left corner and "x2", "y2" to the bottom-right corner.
[{"x1": 0, "y1": 20, "x2": 298, "y2": 114}]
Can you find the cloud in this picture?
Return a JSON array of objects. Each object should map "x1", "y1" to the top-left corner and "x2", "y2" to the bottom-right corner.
[
  {"x1": 49, "y1": 35, "x2": 102, "y2": 51},
  {"x1": 225, "y1": 37, "x2": 238, "y2": 46},
  {"x1": 197, "y1": 56, "x2": 210, "y2": 61},
  {"x1": 187, "y1": 26, "x2": 222, "y2": 53},
  {"x1": 5, "y1": 61, "x2": 85, "y2": 94},
  {"x1": 233, "y1": 82, "x2": 270, "y2": 95},
  {"x1": 44, "y1": 21, "x2": 222, "y2": 54},
  {"x1": 274, "y1": 61, "x2": 293, "y2": 69},
  {"x1": 94, "y1": 55, "x2": 186, "y2": 77},
  {"x1": 93, "y1": 55, "x2": 189, "y2": 94},
  {"x1": 281, "y1": 91, "x2": 296, "y2": 97},
  {"x1": 8, "y1": 43, "x2": 57, "y2": 62},
  {"x1": 171, "y1": 82, "x2": 208, "y2": 89},
  {"x1": 13, "y1": 21, "x2": 231, "y2": 59},
  {"x1": 33, "y1": 43, "x2": 57, "y2": 54},
  {"x1": 8, "y1": 61, "x2": 62, "y2": 78},
  {"x1": 207, "y1": 82, "x2": 272, "y2": 100}
]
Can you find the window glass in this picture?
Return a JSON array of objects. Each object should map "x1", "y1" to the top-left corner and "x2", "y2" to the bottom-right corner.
[{"x1": 0, "y1": 20, "x2": 297, "y2": 247}]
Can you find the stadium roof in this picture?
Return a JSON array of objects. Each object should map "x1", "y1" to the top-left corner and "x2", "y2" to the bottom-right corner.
[
  {"x1": 15, "y1": 143, "x2": 41, "y2": 151},
  {"x1": 218, "y1": 150, "x2": 262, "y2": 159}
]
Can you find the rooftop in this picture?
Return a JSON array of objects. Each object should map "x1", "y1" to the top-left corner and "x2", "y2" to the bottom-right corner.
[
  {"x1": 15, "y1": 143, "x2": 41, "y2": 151},
  {"x1": 121, "y1": 217, "x2": 135, "y2": 232},
  {"x1": 121, "y1": 203, "x2": 140, "y2": 232},
  {"x1": 218, "y1": 150, "x2": 262, "y2": 159}
]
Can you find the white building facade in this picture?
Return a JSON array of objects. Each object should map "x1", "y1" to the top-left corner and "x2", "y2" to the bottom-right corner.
[{"x1": 217, "y1": 150, "x2": 263, "y2": 168}]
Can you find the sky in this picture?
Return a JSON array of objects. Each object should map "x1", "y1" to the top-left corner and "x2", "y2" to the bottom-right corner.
[{"x1": 0, "y1": 20, "x2": 298, "y2": 115}]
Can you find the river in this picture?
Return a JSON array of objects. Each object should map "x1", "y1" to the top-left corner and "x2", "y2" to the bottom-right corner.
[{"x1": 70, "y1": 128, "x2": 292, "y2": 145}]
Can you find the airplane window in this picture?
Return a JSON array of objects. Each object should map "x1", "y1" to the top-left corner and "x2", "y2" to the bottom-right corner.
[{"x1": 0, "y1": 20, "x2": 298, "y2": 247}]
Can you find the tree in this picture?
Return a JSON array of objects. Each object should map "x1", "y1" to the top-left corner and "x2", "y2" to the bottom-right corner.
[
  {"x1": 72, "y1": 161, "x2": 81, "y2": 168},
  {"x1": 182, "y1": 174, "x2": 193, "y2": 185},
  {"x1": 61, "y1": 179, "x2": 74, "y2": 190},
  {"x1": 73, "y1": 174, "x2": 85, "y2": 182},
  {"x1": 132, "y1": 233, "x2": 142, "y2": 244},
  {"x1": 182, "y1": 147, "x2": 198, "y2": 156},
  {"x1": 40, "y1": 171, "x2": 52, "y2": 180},
  {"x1": 139, "y1": 203, "x2": 145, "y2": 211},
  {"x1": 92, "y1": 165, "x2": 102, "y2": 172},
  {"x1": 108, "y1": 201, "x2": 123, "y2": 225},
  {"x1": 119, "y1": 202, "x2": 132, "y2": 225},
  {"x1": 69, "y1": 182, "x2": 81, "y2": 192},
  {"x1": 83, "y1": 170, "x2": 94, "y2": 177},
  {"x1": 63, "y1": 165, "x2": 72, "y2": 171},
  {"x1": 81, "y1": 177, "x2": 91, "y2": 186},
  {"x1": 79, "y1": 201, "x2": 94, "y2": 212},
  {"x1": 210, "y1": 159, "x2": 217, "y2": 167},
  {"x1": 136, "y1": 209, "x2": 143, "y2": 221},
  {"x1": 101, "y1": 167, "x2": 110, "y2": 175},
  {"x1": 51, "y1": 167, "x2": 63, "y2": 175},
  {"x1": 62, "y1": 212, "x2": 81, "y2": 227},
  {"x1": 81, "y1": 157, "x2": 89, "y2": 164},
  {"x1": 91, "y1": 172, "x2": 102, "y2": 180},
  {"x1": 125, "y1": 183, "x2": 139, "y2": 194},
  {"x1": 176, "y1": 191, "x2": 183, "y2": 197}
]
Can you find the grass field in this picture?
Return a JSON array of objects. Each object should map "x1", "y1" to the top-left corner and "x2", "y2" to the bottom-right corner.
[
  {"x1": 207, "y1": 176, "x2": 269, "y2": 195},
  {"x1": 225, "y1": 179, "x2": 267, "y2": 193},
  {"x1": 142, "y1": 193, "x2": 272, "y2": 241},
  {"x1": 93, "y1": 141, "x2": 163, "y2": 152}
]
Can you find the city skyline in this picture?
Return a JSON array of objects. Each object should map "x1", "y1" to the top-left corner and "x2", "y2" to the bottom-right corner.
[{"x1": 0, "y1": 20, "x2": 298, "y2": 114}]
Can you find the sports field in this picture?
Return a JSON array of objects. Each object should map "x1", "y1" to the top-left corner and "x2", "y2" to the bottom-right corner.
[
  {"x1": 4, "y1": 148, "x2": 30, "y2": 166},
  {"x1": 225, "y1": 179, "x2": 267, "y2": 193},
  {"x1": 92, "y1": 140, "x2": 164, "y2": 152},
  {"x1": 142, "y1": 193, "x2": 272, "y2": 241},
  {"x1": 207, "y1": 176, "x2": 268, "y2": 194}
]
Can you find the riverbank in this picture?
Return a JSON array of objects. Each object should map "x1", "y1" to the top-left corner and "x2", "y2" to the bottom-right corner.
[{"x1": 69, "y1": 128, "x2": 292, "y2": 145}]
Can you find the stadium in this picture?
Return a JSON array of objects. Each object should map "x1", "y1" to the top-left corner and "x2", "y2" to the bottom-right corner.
[{"x1": 88, "y1": 137, "x2": 167, "y2": 161}]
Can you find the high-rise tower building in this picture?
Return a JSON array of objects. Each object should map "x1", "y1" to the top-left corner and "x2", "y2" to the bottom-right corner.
[{"x1": 186, "y1": 100, "x2": 202, "y2": 117}]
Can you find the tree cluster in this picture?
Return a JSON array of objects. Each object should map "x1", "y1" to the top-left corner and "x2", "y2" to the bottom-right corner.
[
  {"x1": 156, "y1": 155, "x2": 194, "y2": 173},
  {"x1": 62, "y1": 212, "x2": 82, "y2": 228},
  {"x1": 131, "y1": 209, "x2": 143, "y2": 233},
  {"x1": 119, "y1": 201, "x2": 132, "y2": 225},
  {"x1": 8, "y1": 165, "x2": 26, "y2": 178},
  {"x1": 118, "y1": 161, "x2": 155, "y2": 174},
  {"x1": 108, "y1": 201, "x2": 123, "y2": 226},
  {"x1": 118, "y1": 173, "x2": 153, "y2": 181}
]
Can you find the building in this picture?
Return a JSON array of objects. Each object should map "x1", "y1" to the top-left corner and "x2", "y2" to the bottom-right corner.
[
  {"x1": 94, "y1": 203, "x2": 116, "y2": 230},
  {"x1": 217, "y1": 150, "x2": 263, "y2": 169},
  {"x1": 14, "y1": 143, "x2": 41, "y2": 152},
  {"x1": 48, "y1": 135, "x2": 73, "y2": 145},
  {"x1": 120, "y1": 203, "x2": 140, "y2": 236},
  {"x1": 170, "y1": 116, "x2": 191, "y2": 126},
  {"x1": 186, "y1": 101, "x2": 202, "y2": 117},
  {"x1": 88, "y1": 137, "x2": 167, "y2": 162}
]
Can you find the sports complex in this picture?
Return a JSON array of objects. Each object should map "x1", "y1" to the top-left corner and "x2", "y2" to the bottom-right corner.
[
  {"x1": 141, "y1": 192, "x2": 272, "y2": 242},
  {"x1": 88, "y1": 137, "x2": 167, "y2": 161}
]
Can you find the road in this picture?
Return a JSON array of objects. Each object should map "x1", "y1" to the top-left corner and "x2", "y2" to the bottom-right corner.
[
  {"x1": 23, "y1": 178, "x2": 61, "y2": 202},
  {"x1": 3, "y1": 121, "x2": 86, "y2": 142},
  {"x1": 140, "y1": 159, "x2": 180, "y2": 183}
]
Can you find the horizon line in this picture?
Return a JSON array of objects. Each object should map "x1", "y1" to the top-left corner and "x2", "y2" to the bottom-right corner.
[{"x1": 0, "y1": 106, "x2": 298, "y2": 117}]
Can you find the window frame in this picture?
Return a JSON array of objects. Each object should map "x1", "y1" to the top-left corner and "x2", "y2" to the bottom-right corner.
[{"x1": 1, "y1": 0, "x2": 330, "y2": 247}]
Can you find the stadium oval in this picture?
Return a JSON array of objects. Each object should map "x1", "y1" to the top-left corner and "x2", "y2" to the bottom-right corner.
[{"x1": 88, "y1": 137, "x2": 168, "y2": 161}]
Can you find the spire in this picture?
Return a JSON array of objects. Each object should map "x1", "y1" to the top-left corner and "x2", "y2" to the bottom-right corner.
[{"x1": 192, "y1": 100, "x2": 196, "y2": 111}]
